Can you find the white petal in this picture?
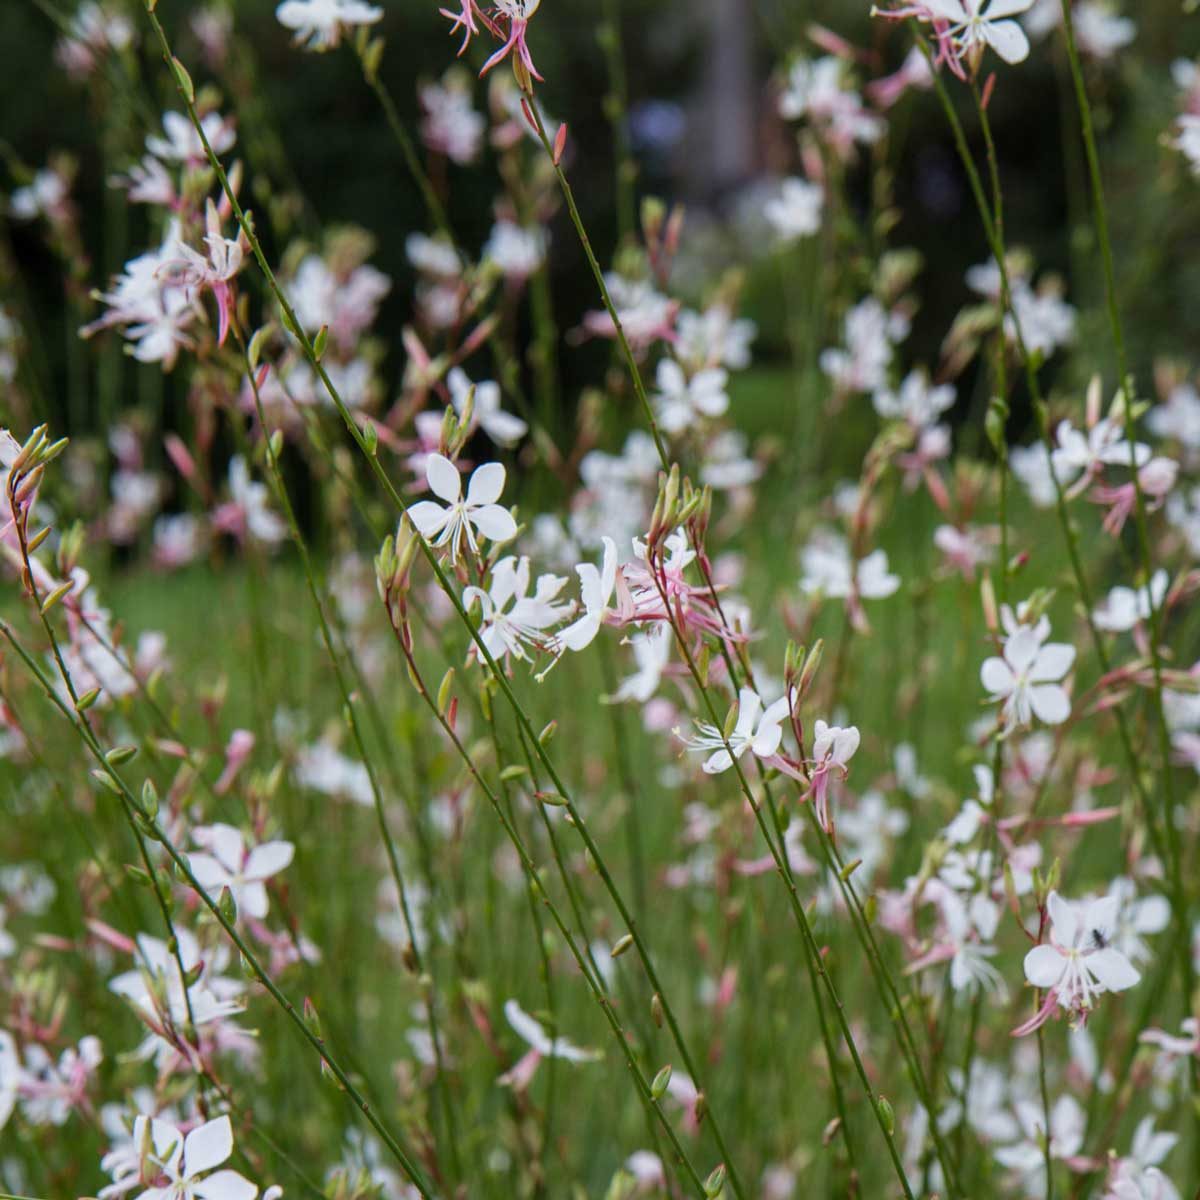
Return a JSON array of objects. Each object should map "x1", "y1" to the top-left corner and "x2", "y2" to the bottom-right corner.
[
  {"x1": 1047, "y1": 891, "x2": 1078, "y2": 945},
  {"x1": 244, "y1": 840, "x2": 295, "y2": 881},
  {"x1": 466, "y1": 461, "x2": 507, "y2": 506},
  {"x1": 1029, "y1": 642, "x2": 1075, "y2": 682},
  {"x1": 193, "y1": 1170, "x2": 258, "y2": 1200},
  {"x1": 1087, "y1": 948, "x2": 1141, "y2": 992},
  {"x1": 1024, "y1": 944, "x2": 1065, "y2": 988},
  {"x1": 425, "y1": 453, "x2": 462, "y2": 503},
  {"x1": 407, "y1": 501, "x2": 449, "y2": 538},
  {"x1": 470, "y1": 504, "x2": 518, "y2": 543},
  {"x1": 980, "y1": 656, "x2": 1014, "y2": 697},
  {"x1": 983, "y1": 20, "x2": 1031, "y2": 64},
  {"x1": 702, "y1": 749, "x2": 734, "y2": 774},
  {"x1": 183, "y1": 1116, "x2": 233, "y2": 1178},
  {"x1": 187, "y1": 854, "x2": 230, "y2": 892},
  {"x1": 1029, "y1": 683, "x2": 1070, "y2": 725}
]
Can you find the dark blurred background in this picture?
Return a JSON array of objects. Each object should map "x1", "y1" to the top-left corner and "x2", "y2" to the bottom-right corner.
[{"x1": 3, "y1": 0, "x2": 1200, "y2": 443}]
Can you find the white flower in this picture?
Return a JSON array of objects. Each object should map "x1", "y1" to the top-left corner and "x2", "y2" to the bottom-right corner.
[
  {"x1": 764, "y1": 177, "x2": 824, "y2": 241},
  {"x1": 811, "y1": 720, "x2": 860, "y2": 773},
  {"x1": 1094, "y1": 570, "x2": 1168, "y2": 633},
  {"x1": 0, "y1": 1031, "x2": 17, "y2": 1129},
  {"x1": 1024, "y1": 891, "x2": 1141, "y2": 1013},
  {"x1": 130, "y1": 1114, "x2": 257, "y2": 1200},
  {"x1": 188, "y1": 824, "x2": 295, "y2": 920},
  {"x1": 294, "y1": 740, "x2": 374, "y2": 807},
  {"x1": 548, "y1": 536, "x2": 618, "y2": 654},
  {"x1": 276, "y1": 0, "x2": 382, "y2": 50},
  {"x1": 482, "y1": 221, "x2": 546, "y2": 279},
  {"x1": 652, "y1": 358, "x2": 729, "y2": 434},
  {"x1": 1106, "y1": 1118, "x2": 1180, "y2": 1200},
  {"x1": 675, "y1": 305, "x2": 757, "y2": 372},
  {"x1": 447, "y1": 368, "x2": 527, "y2": 448},
  {"x1": 1051, "y1": 417, "x2": 1149, "y2": 485},
  {"x1": 874, "y1": 371, "x2": 956, "y2": 430},
  {"x1": 463, "y1": 556, "x2": 571, "y2": 662},
  {"x1": 146, "y1": 112, "x2": 236, "y2": 164},
  {"x1": 407, "y1": 454, "x2": 518, "y2": 562},
  {"x1": 980, "y1": 623, "x2": 1074, "y2": 727},
  {"x1": 800, "y1": 531, "x2": 900, "y2": 600},
  {"x1": 609, "y1": 625, "x2": 673, "y2": 704},
  {"x1": 994, "y1": 1095, "x2": 1084, "y2": 1198},
  {"x1": 923, "y1": 0, "x2": 1035, "y2": 67},
  {"x1": 226, "y1": 457, "x2": 287, "y2": 545},
  {"x1": 502, "y1": 999, "x2": 601, "y2": 1072},
  {"x1": 684, "y1": 686, "x2": 791, "y2": 774}
]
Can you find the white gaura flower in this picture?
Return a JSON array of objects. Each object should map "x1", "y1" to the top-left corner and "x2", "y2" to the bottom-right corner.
[
  {"x1": 764, "y1": 177, "x2": 824, "y2": 241},
  {"x1": 1024, "y1": 891, "x2": 1141, "y2": 1014},
  {"x1": 980, "y1": 623, "x2": 1074, "y2": 727},
  {"x1": 924, "y1": 0, "x2": 1034, "y2": 66},
  {"x1": 1094, "y1": 570, "x2": 1168, "y2": 634},
  {"x1": 1105, "y1": 1117, "x2": 1181, "y2": 1200},
  {"x1": 1050, "y1": 417, "x2": 1149, "y2": 488},
  {"x1": 407, "y1": 453, "x2": 518, "y2": 563},
  {"x1": 188, "y1": 824, "x2": 295, "y2": 921},
  {"x1": 548, "y1": 536, "x2": 618, "y2": 654},
  {"x1": 463, "y1": 556, "x2": 572, "y2": 662},
  {"x1": 131, "y1": 1114, "x2": 257, "y2": 1200},
  {"x1": 447, "y1": 368, "x2": 527, "y2": 449},
  {"x1": 609, "y1": 624, "x2": 673, "y2": 704},
  {"x1": 684, "y1": 687, "x2": 790, "y2": 774},
  {"x1": 146, "y1": 112, "x2": 236, "y2": 165},
  {"x1": 652, "y1": 358, "x2": 730, "y2": 435},
  {"x1": 0, "y1": 1030, "x2": 17, "y2": 1129},
  {"x1": 800, "y1": 531, "x2": 900, "y2": 600},
  {"x1": 275, "y1": 0, "x2": 383, "y2": 50},
  {"x1": 874, "y1": 370, "x2": 956, "y2": 430}
]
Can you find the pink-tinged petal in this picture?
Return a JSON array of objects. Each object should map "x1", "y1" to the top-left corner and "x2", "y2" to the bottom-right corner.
[
  {"x1": 1024, "y1": 944, "x2": 1065, "y2": 988},
  {"x1": 1047, "y1": 891, "x2": 1078, "y2": 945},
  {"x1": 182, "y1": 1116, "x2": 233, "y2": 1178},
  {"x1": 244, "y1": 840, "x2": 294, "y2": 881},
  {"x1": 982, "y1": 20, "x2": 1030, "y2": 64},
  {"x1": 192, "y1": 1169, "x2": 258, "y2": 1200},
  {"x1": 425, "y1": 452, "x2": 462, "y2": 503},
  {"x1": 1028, "y1": 642, "x2": 1075, "y2": 682},
  {"x1": 1029, "y1": 683, "x2": 1070, "y2": 725},
  {"x1": 407, "y1": 500, "x2": 449, "y2": 538},
  {"x1": 187, "y1": 853, "x2": 230, "y2": 892},
  {"x1": 1088, "y1": 948, "x2": 1141, "y2": 992},
  {"x1": 980, "y1": 656, "x2": 1014, "y2": 696},
  {"x1": 470, "y1": 503, "x2": 517, "y2": 543},
  {"x1": 497, "y1": 1047, "x2": 542, "y2": 1090},
  {"x1": 466, "y1": 461, "x2": 506, "y2": 506}
]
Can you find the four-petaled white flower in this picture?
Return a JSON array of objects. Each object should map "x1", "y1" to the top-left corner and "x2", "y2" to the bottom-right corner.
[
  {"x1": 652, "y1": 358, "x2": 730, "y2": 435},
  {"x1": 1024, "y1": 891, "x2": 1141, "y2": 1015},
  {"x1": 463, "y1": 556, "x2": 572, "y2": 662},
  {"x1": 1094, "y1": 570, "x2": 1168, "y2": 634},
  {"x1": 915, "y1": 0, "x2": 1034, "y2": 67},
  {"x1": 275, "y1": 0, "x2": 383, "y2": 50},
  {"x1": 131, "y1": 1114, "x2": 257, "y2": 1200},
  {"x1": 684, "y1": 686, "x2": 790, "y2": 774},
  {"x1": 447, "y1": 368, "x2": 528, "y2": 449},
  {"x1": 188, "y1": 824, "x2": 295, "y2": 921},
  {"x1": 408, "y1": 453, "x2": 518, "y2": 562},
  {"x1": 980, "y1": 623, "x2": 1074, "y2": 727},
  {"x1": 764, "y1": 177, "x2": 824, "y2": 242}
]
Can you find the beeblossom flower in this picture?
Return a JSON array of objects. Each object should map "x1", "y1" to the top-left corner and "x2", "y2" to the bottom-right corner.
[
  {"x1": 407, "y1": 453, "x2": 518, "y2": 562},
  {"x1": 498, "y1": 998, "x2": 600, "y2": 1089},
  {"x1": 145, "y1": 112, "x2": 235, "y2": 165},
  {"x1": 547, "y1": 536, "x2": 618, "y2": 655},
  {"x1": 980, "y1": 622, "x2": 1074, "y2": 727},
  {"x1": 683, "y1": 686, "x2": 791, "y2": 774},
  {"x1": 463, "y1": 556, "x2": 572, "y2": 662},
  {"x1": 275, "y1": 0, "x2": 383, "y2": 50},
  {"x1": 1093, "y1": 570, "x2": 1168, "y2": 634},
  {"x1": 875, "y1": 1, "x2": 1034, "y2": 78},
  {"x1": 447, "y1": 368, "x2": 527, "y2": 448},
  {"x1": 129, "y1": 1114, "x2": 257, "y2": 1200},
  {"x1": 1023, "y1": 891, "x2": 1141, "y2": 1019},
  {"x1": 764, "y1": 178, "x2": 824, "y2": 241},
  {"x1": 807, "y1": 719, "x2": 859, "y2": 829},
  {"x1": 652, "y1": 358, "x2": 730, "y2": 434},
  {"x1": 188, "y1": 824, "x2": 295, "y2": 921}
]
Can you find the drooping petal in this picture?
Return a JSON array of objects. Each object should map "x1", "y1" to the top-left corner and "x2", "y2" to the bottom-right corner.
[
  {"x1": 425, "y1": 452, "x2": 463, "y2": 503},
  {"x1": 466, "y1": 461, "x2": 507, "y2": 506},
  {"x1": 1023, "y1": 944, "x2": 1065, "y2": 989},
  {"x1": 702, "y1": 748, "x2": 734, "y2": 774}
]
